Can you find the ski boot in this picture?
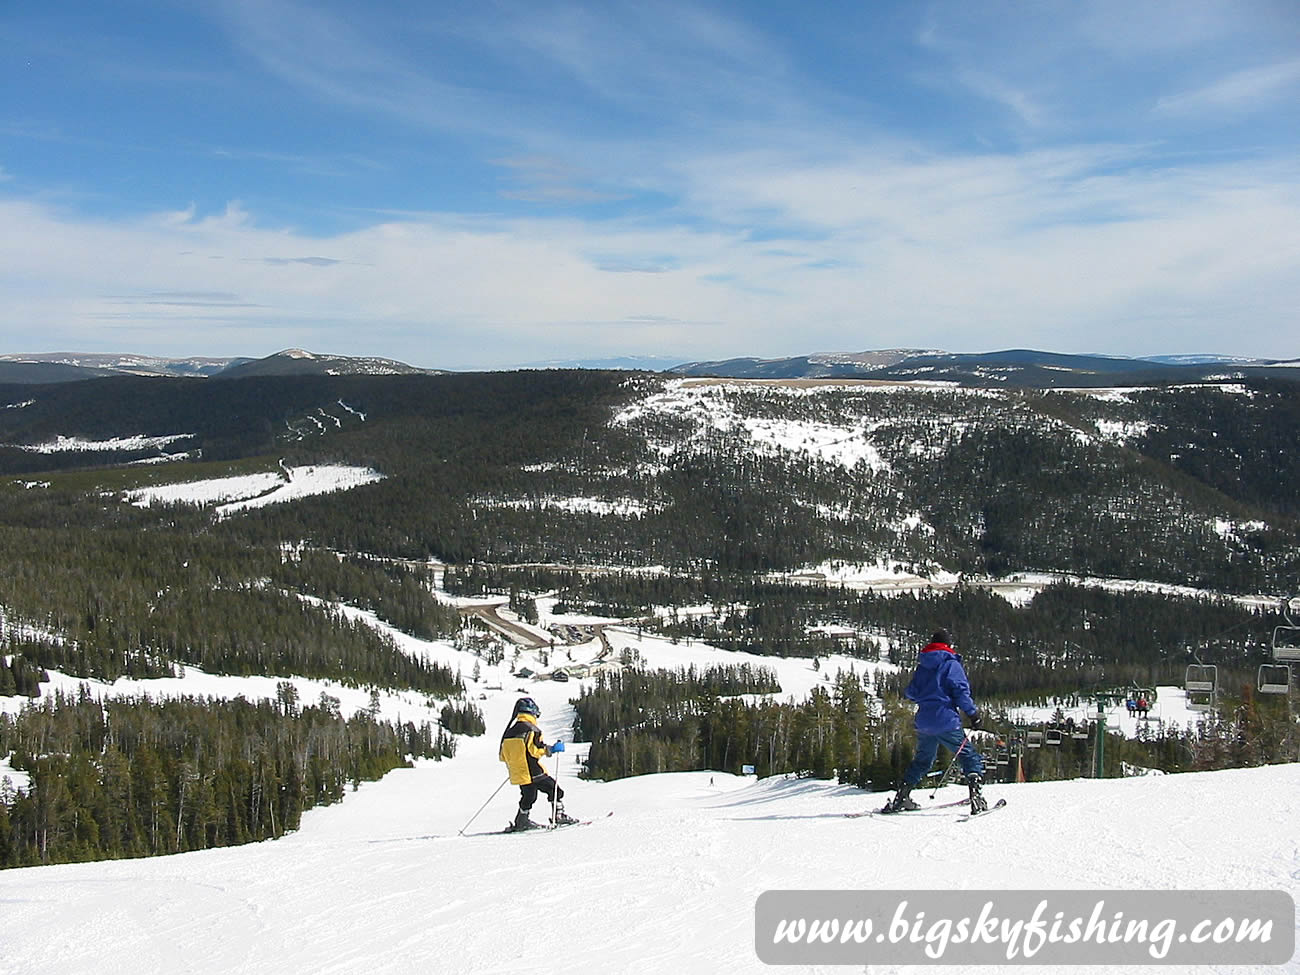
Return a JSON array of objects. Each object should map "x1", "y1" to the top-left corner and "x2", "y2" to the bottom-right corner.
[
  {"x1": 506, "y1": 807, "x2": 541, "y2": 832},
  {"x1": 880, "y1": 784, "x2": 920, "y2": 814},
  {"x1": 966, "y1": 773, "x2": 988, "y2": 815},
  {"x1": 551, "y1": 802, "x2": 579, "y2": 826}
]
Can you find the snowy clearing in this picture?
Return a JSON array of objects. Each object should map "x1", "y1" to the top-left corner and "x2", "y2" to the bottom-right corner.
[
  {"x1": 123, "y1": 464, "x2": 384, "y2": 515},
  {"x1": 2, "y1": 433, "x2": 194, "y2": 453},
  {"x1": 481, "y1": 495, "x2": 655, "y2": 517},
  {"x1": 0, "y1": 754, "x2": 29, "y2": 794},
  {"x1": 613, "y1": 380, "x2": 896, "y2": 471}
]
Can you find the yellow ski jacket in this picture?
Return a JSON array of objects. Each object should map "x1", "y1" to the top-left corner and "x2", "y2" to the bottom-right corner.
[{"x1": 499, "y1": 712, "x2": 549, "y2": 785}]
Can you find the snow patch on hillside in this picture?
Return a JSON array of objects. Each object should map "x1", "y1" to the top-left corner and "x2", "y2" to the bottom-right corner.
[
  {"x1": 0, "y1": 662, "x2": 442, "y2": 731},
  {"x1": 4, "y1": 433, "x2": 194, "y2": 453},
  {"x1": 1058, "y1": 387, "x2": 1154, "y2": 402},
  {"x1": 483, "y1": 496, "x2": 654, "y2": 517},
  {"x1": 1212, "y1": 517, "x2": 1267, "y2": 542},
  {"x1": 614, "y1": 380, "x2": 891, "y2": 471},
  {"x1": 1093, "y1": 418, "x2": 1152, "y2": 443},
  {"x1": 0, "y1": 755, "x2": 29, "y2": 795},
  {"x1": 779, "y1": 560, "x2": 961, "y2": 590},
  {"x1": 123, "y1": 464, "x2": 384, "y2": 515}
]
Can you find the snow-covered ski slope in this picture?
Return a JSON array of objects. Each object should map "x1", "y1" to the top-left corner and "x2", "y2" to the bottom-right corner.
[
  {"x1": 2, "y1": 600, "x2": 1296, "y2": 974},
  {"x1": 2, "y1": 666, "x2": 1297, "y2": 975}
]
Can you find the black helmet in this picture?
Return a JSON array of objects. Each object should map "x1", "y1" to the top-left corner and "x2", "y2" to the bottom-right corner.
[
  {"x1": 514, "y1": 697, "x2": 541, "y2": 717},
  {"x1": 931, "y1": 628, "x2": 952, "y2": 645}
]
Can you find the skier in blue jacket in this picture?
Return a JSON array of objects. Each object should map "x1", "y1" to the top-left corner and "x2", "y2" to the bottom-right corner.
[{"x1": 882, "y1": 629, "x2": 988, "y2": 815}]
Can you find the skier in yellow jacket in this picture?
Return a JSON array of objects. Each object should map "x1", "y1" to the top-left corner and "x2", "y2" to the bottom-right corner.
[{"x1": 499, "y1": 697, "x2": 578, "y2": 831}]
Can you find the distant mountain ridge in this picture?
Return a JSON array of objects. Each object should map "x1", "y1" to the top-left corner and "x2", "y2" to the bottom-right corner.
[
  {"x1": 0, "y1": 349, "x2": 438, "y2": 384},
  {"x1": 1, "y1": 347, "x2": 1295, "y2": 388},
  {"x1": 213, "y1": 349, "x2": 442, "y2": 380},
  {"x1": 669, "y1": 348, "x2": 1298, "y2": 387}
]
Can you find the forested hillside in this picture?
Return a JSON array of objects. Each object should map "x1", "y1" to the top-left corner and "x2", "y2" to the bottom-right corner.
[
  {"x1": 2, "y1": 372, "x2": 1296, "y2": 587},
  {"x1": 0, "y1": 688, "x2": 459, "y2": 867}
]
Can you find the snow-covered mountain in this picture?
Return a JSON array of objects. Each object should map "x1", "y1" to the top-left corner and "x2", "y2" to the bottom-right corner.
[
  {"x1": 0, "y1": 352, "x2": 248, "y2": 380},
  {"x1": 0, "y1": 349, "x2": 439, "y2": 383},
  {"x1": 214, "y1": 348, "x2": 442, "y2": 379},
  {"x1": 1138, "y1": 354, "x2": 1278, "y2": 366},
  {"x1": 669, "y1": 348, "x2": 1299, "y2": 386}
]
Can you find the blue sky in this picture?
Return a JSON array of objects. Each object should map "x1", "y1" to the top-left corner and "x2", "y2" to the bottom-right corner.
[{"x1": 2, "y1": 0, "x2": 1298, "y2": 369}]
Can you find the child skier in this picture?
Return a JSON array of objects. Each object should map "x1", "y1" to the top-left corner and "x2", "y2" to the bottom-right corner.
[
  {"x1": 499, "y1": 697, "x2": 578, "y2": 831},
  {"x1": 882, "y1": 629, "x2": 989, "y2": 815}
]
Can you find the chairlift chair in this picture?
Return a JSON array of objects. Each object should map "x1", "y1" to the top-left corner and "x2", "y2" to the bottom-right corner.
[
  {"x1": 1257, "y1": 663, "x2": 1292, "y2": 696},
  {"x1": 1184, "y1": 663, "x2": 1218, "y2": 713},
  {"x1": 1272, "y1": 593, "x2": 1300, "y2": 661},
  {"x1": 1026, "y1": 729, "x2": 1043, "y2": 749},
  {"x1": 1271, "y1": 626, "x2": 1300, "y2": 662},
  {"x1": 1045, "y1": 728, "x2": 1063, "y2": 746},
  {"x1": 1072, "y1": 719, "x2": 1091, "y2": 740}
]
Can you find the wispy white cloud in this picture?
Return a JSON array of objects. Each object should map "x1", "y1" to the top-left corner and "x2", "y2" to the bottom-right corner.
[
  {"x1": 492, "y1": 156, "x2": 626, "y2": 205},
  {"x1": 1155, "y1": 59, "x2": 1300, "y2": 116},
  {"x1": 217, "y1": 0, "x2": 507, "y2": 137},
  {"x1": 1076, "y1": 0, "x2": 1247, "y2": 55},
  {"x1": 3, "y1": 145, "x2": 1297, "y2": 366},
  {"x1": 952, "y1": 68, "x2": 1047, "y2": 128}
]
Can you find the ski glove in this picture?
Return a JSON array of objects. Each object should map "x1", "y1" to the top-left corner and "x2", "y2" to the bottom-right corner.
[
  {"x1": 967, "y1": 710, "x2": 982, "y2": 730},
  {"x1": 548, "y1": 740, "x2": 566, "y2": 753}
]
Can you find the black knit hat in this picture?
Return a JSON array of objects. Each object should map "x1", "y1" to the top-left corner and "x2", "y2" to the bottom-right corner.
[{"x1": 931, "y1": 628, "x2": 951, "y2": 645}]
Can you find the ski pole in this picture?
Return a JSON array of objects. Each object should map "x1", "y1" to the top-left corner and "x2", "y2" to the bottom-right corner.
[
  {"x1": 550, "y1": 750, "x2": 561, "y2": 829},
  {"x1": 457, "y1": 776, "x2": 510, "y2": 836},
  {"x1": 929, "y1": 737, "x2": 968, "y2": 799}
]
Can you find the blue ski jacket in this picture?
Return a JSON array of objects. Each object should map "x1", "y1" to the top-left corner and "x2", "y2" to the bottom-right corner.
[{"x1": 905, "y1": 641, "x2": 978, "y2": 735}]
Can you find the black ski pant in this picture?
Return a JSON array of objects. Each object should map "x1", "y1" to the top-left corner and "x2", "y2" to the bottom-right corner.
[{"x1": 519, "y1": 774, "x2": 563, "y2": 811}]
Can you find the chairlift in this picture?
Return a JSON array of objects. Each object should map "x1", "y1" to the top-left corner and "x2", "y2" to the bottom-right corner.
[
  {"x1": 1185, "y1": 663, "x2": 1218, "y2": 713},
  {"x1": 1271, "y1": 626, "x2": 1300, "y2": 662},
  {"x1": 1257, "y1": 663, "x2": 1292, "y2": 696},
  {"x1": 1072, "y1": 719, "x2": 1091, "y2": 740},
  {"x1": 1273, "y1": 593, "x2": 1300, "y2": 661},
  {"x1": 1026, "y1": 729, "x2": 1043, "y2": 749},
  {"x1": 1045, "y1": 728, "x2": 1064, "y2": 746}
]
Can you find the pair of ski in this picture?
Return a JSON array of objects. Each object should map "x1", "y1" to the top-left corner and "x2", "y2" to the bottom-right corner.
[
  {"x1": 847, "y1": 798, "x2": 1007, "y2": 821},
  {"x1": 502, "y1": 810, "x2": 613, "y2": 834}
]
